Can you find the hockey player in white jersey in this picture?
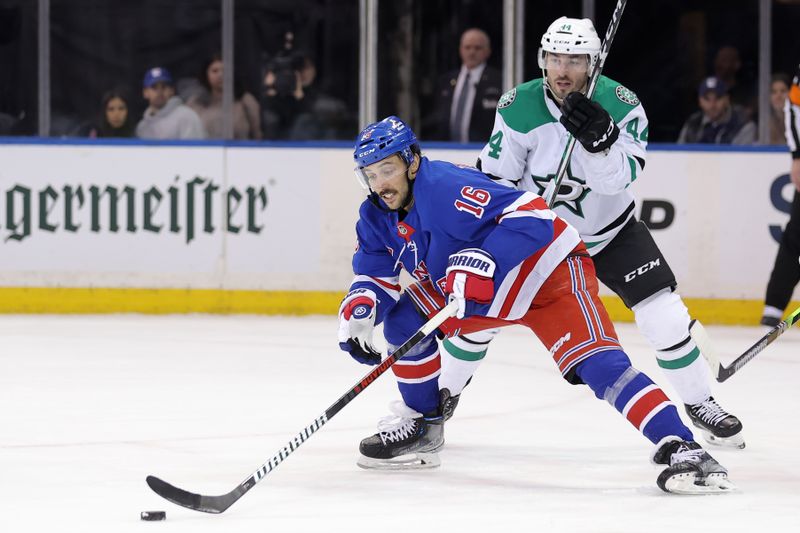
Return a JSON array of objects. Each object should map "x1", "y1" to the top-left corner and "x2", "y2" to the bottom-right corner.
[{"x1": 439, "y1": 16, "x2": 745, "y2": 448}]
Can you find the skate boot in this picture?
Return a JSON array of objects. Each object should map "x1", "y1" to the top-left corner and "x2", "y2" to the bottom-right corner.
[
  {"x1": 652, "y1": 437, "x2": 737, "y2": 494},
  {"x1": 685, "y1": 396, "x2": 745, "y2": 449},
  {"x1": 440, "y1": 388, "x2": 460, "y2": 422},
  {"x1": 357, "y1": 401, "x2": 444, "y2": 470}
]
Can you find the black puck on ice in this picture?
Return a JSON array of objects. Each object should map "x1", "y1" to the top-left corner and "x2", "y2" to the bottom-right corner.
[{"x1": 140, "y1": 511, "x2": 166, "y2": 521}]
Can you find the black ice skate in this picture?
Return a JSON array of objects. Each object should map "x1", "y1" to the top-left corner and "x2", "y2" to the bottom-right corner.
[
  {"x1": 440, "y1": 388, "x2": 460, "y2": 422},
  {"x1": 652, "y1": 437, "x2": 737, "y2": 494},
  {"x1": 685, "y1": 396, "x2": 745, "y2": 449},
  {"x1": 357, "y1": 401, "x2": 444, "y2": 470}
]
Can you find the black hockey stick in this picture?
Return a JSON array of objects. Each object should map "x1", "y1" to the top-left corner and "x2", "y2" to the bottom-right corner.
[
  {"x1": 146, "y1": 300, "x2": 458, "y2": 514},
  {"x1": 544, "y1": 0, "x2": 628, "y2": 208},
  {"x1": 689, "y1": 305, "x2": 800, "y2": 382}
]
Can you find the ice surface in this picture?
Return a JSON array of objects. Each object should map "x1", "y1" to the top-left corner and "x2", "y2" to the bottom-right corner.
[{"x1": 2, "y1": 315, "x2": 799, "y2": 532}]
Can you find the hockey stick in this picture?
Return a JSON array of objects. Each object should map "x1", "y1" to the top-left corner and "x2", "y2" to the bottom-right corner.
[
  {"x1": 689, "y1": 305, "x2": 800, "y2": 382},
  {"x1": 544, "y1": 0, "x2": 628, "y2": 208},
  {"x1": 146, "y1": 299, "x2": 458, "y2": 514}
]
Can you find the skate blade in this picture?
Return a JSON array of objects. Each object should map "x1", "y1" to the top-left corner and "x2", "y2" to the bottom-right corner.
[
  {"x1": 357, "y1": 452, "x2": 441, "y2": 471},
  {"x1": 662, "y1": 472, "x2": 738, "y2": 495},
  {"x1": 698, "y1": 428, "x2": 746, "y2": 449}
]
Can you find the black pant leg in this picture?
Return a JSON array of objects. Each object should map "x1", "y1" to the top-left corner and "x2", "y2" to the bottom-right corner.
[{"x1": 765, "y1": 190, "x2": 800, "y2": 310}]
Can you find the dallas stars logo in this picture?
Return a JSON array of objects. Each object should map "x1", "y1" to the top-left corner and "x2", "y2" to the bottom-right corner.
[{"x1": 531, "y1": 168, "x2": 591, "y2": 217}]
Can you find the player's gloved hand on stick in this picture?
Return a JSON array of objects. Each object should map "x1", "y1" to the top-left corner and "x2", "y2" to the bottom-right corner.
[
  {"x1": 337, "y1": 289, "x2": 382, "y2": 365},
  {"x1": 445, "y1": 248, "x2": 496, "y2": 319},
  {"x1": 559, "y1": 91, "x2": 619, "y2": 154}
]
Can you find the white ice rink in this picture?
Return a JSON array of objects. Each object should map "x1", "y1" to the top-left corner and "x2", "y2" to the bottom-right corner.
[{"x1": 2, "y1": 314, "x2": 799, "y2": 532}]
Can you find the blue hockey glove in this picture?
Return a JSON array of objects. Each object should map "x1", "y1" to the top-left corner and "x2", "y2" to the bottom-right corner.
[
  {"x1": 559, "y1": 91, "x2": 619, "y2": 153},
  {"x1": 337, "y1": 289, "x2": 382, "y2": 365},
  {"x1": 445, "y1": 249, "x2": 496, "y2": 319}
]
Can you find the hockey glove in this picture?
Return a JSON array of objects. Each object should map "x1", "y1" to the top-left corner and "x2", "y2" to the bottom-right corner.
[
  {"x1": 445, "y1": 249, "x2": 496, "y2": 319},
  {"x1": 337, "y1": 289, "x2": 382, "y2": 365},
  {"x1": 559, "y1": 91, "x2": 619, "y2": 154}
]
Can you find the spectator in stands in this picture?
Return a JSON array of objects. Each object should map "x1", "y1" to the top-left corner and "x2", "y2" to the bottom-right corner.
[
  {"x1": 261, "y1": 51, "x2": 350, "y2": 140},
  {"x1": 187, "y1": 53, "x2": 262, "y2": 140},
  {"x1": 769, "y1": 73, "x2": 791, "y2": 145},
  {"x1": 136, "y1": 67, "x2": 205, "y2": 140},
  {"x1": 677, "y1": 76, "x2": 756, "y2": 145},
  {"x1": 427, "y1": 28, "x2": 502, "y2": 142},
  {"x1": 88, "y1": 89, "x2": 136, "y2": 138},
  {"x1": 713, "y1": 45, "x2": 756, "y2": 120}
]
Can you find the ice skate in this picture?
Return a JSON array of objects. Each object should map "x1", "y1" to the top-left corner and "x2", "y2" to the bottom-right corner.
[
  {"x1": 685, "y1": 396, "x2": 745, "y2": 449},
  {"x1": 440, "y1": 388, "x2": 460, "y2": 422},
  {"x1": 357, "y1": 401, "x2": 444, "y2": 470},
  {"x1": 652, "y1": 437, "x2": 737, "y2": 494}
]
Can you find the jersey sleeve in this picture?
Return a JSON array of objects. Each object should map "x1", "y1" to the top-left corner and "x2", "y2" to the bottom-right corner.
[
  {"x1": 477, "y1": 110, "x2": 531, "y2": 187},
  {"x1": 348, "y1": 206, "x2": 401, "y2": 324},
  {"x1": 786, "y1": 100, "x2": 800, "y2": 159},
  {"x1": 422, "y1": 165, "x2": 555, "y2": 281},
  {"x1": 571, "y1": 86, "x2": 648, "y2": 195}
]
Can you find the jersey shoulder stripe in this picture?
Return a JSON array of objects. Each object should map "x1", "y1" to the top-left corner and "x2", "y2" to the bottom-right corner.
[{"x1": 497, "y1": 79, "x2": 557, "y2": 134}]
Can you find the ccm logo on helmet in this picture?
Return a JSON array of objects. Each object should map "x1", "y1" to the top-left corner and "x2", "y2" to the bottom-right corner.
[{"x1": 624, "y1": 259, "x2": 661, "y2": 282}]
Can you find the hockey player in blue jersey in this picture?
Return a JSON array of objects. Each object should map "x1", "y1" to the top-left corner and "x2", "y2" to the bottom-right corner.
[{"x1": 337, "y1": 115, "x2": 735, "y2": 494}]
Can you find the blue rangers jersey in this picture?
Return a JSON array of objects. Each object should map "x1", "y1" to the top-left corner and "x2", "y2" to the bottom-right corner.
[{"x1": 347, "y1": 157, "x2": 581, "y2": 323}]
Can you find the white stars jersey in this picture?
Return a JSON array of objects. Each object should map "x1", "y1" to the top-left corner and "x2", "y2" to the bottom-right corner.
[{"x1": 478, "y1": 75, "x2": 648, "y2": 255}]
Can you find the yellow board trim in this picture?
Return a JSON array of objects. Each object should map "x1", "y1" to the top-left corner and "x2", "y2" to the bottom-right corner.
[
  {"x1": 0, "y1": 287, "x2": 343, "y2": 315},
  {"x1": 0, "y1": 287, "x2": 796, "y2": 326}
]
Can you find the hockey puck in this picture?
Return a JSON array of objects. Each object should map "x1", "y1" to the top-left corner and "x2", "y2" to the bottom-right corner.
[{"x1": 140, "y1": 511, "x2": 166, "y2": 521}]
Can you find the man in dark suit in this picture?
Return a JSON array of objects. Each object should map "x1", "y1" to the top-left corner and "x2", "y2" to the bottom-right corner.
[{"x1": 432, "y1": 28, "x2": 503, "y2": 142}]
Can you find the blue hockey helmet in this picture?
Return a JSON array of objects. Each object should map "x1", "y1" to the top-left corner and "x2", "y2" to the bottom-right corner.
[{"x1": 353, "y1": 116, "x2": 418, "y2": 189}]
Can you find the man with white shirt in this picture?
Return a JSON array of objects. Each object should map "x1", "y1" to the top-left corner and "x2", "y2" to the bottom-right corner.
[{"x1": 431, "y1": 28, "x2": 502, "y2": 142}]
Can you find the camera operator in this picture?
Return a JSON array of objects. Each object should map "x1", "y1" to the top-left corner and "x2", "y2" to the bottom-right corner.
[{"x1": 261, "y1": 49, "x2": 350, "y2": 140}]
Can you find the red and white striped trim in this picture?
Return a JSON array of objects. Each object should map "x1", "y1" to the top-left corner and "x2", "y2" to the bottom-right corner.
[
  {"x1": 621, "y1": 384, "x2": 672, "y2": 430},
  {"x1": 392, "y1": 351, "x2": 441, "y2": 384},
  {"x1": 351, "y1": 274, "x2": 401, "y2": 301},
  {"x1": 496, "y1": 194, "x2": 556, "y2": 224},
  {"x1": 405, "y1": 279, "x2": 444, "y2": 316},
  {"x1": 489, "y1": 218, "x2": 580, "y2": 320}
]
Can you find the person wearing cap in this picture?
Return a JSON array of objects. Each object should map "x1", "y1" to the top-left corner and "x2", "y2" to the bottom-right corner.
[
  {"x1": 136, "y1": 67, "x2": 206, "y2": 140},
  {"x1": 761, "y1": 66, "x2": 800, "y2": 328},
  {"x1": 676, "y1": 76, "x2": 756, "y2": 144}
]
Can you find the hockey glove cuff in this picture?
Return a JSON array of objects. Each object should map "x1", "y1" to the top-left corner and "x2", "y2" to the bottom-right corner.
[
  {"x1": 337, "y1": 289, "x2": 382, "y2": 365},
  {"x1": 559, "y1": 91, "x2": 620, "y2": 154},
  {"x1": 445, "y1": 249, "x2": 496, "y2": 319}
]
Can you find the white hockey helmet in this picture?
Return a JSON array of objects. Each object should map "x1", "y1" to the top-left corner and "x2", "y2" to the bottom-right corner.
[{"x1": 538, "y1": 17, "x2": 601, "y2": 73}]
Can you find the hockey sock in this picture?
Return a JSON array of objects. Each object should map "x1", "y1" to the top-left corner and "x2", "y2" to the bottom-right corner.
[
  {"x1": 438, "y1": 329, "x2": 497, "y2": 395},
  {"x1": 633, "y1": 289, "x2": 713, "y2": 405},
  {"x1": 392, "y1": 343, "x2": 441, "y2": 416},
  {"x1": 384, "y1": 296, "x2": 443, "y2": 415},
  {"x1": 576, "y1": 350, "x2": 694, "y2": 444}
]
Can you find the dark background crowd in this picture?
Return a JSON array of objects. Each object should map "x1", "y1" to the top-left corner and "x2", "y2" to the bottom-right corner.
[{"x1": 0, "y1": 0, "x2": 798, "y2": 144}]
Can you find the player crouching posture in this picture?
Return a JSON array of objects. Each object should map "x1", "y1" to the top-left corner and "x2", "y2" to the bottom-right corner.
[{"x1": 336, "y1": 115, "x2": 735, "y2": 494}]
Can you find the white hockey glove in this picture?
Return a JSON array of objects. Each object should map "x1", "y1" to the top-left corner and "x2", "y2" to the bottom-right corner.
[
  {"x1": 444, "y1": 249, "x2": 496, "y2": 319},
  {"x1": 337, "y1": 288, "x2": 382, "y2": 365}
]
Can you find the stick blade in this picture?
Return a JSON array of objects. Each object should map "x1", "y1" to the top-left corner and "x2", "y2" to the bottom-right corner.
[{"x1": 146, "y1": 475, "x2": 231, "y2": 514}]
